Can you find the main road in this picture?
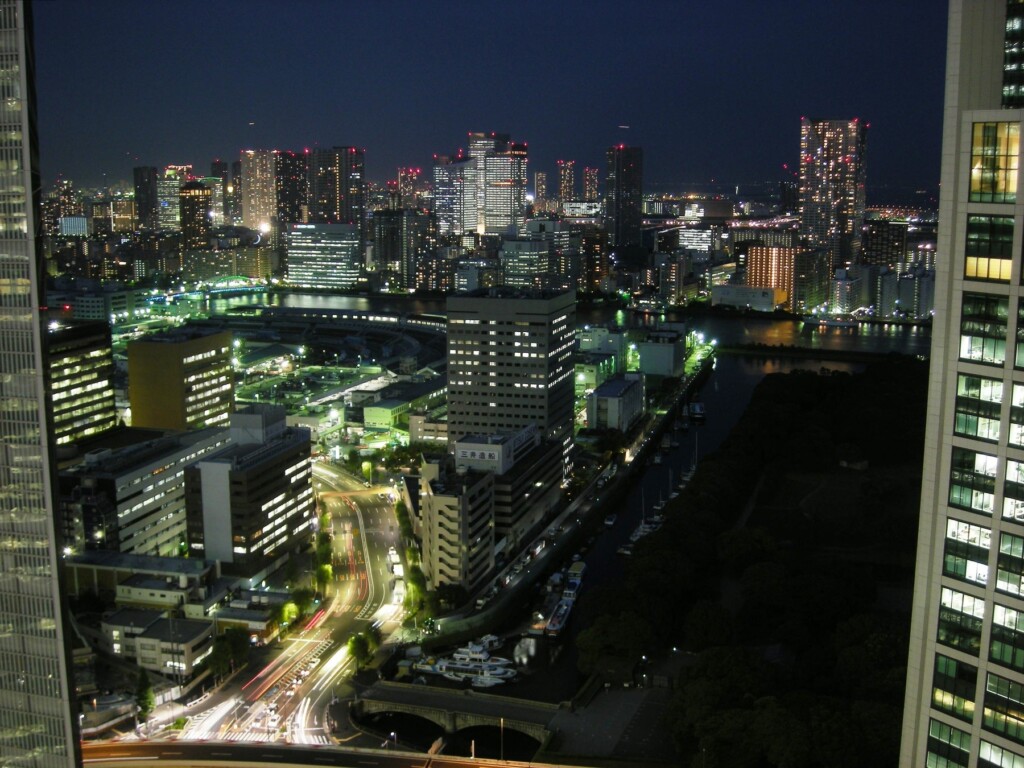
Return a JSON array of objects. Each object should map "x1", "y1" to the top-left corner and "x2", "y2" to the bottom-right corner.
[{"x1": 165, "y1": 463, "x2": 402, "y2": 747}]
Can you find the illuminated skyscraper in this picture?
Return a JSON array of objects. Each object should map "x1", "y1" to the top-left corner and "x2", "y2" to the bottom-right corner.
[
  {"x1": 583, "y1": 167, "x2": 599, "y2": 202},
  {"x1": 156, "y1": 165, "x2": 190, "y2": 231},
  {"x1": 432, "y1": 154, "x2": 470, "y2": 236},
  {"x1": 0, "y1": 2, "x2": 82, "y2": 764},
  {"x1": 557, "y1": 159, "x2": 575, "y2": 202},
  {"x1": 48, "y1": 321, "x2": 117, "y2": 448},
  {"x1": 240, "y1": 149, "x2": 276, "y2": 233},
  {"x1": 901, "y1": 2, "x2": 1024, "y2": 766},
  {"x1": 535, "y1": 171, "x2": 548, "y2": 202},
  {"x1": 605, "y1": 144, "x2": 643, "y2": 249},
  {"x1": 465, "y1": 132, "x2": 528, "y2": 236},
  {"x1": 798, "y1": 117, "x2": 867, "y2": 272},
  {"x1": 179, "y1": 180, "x2": 211, "y2": 251}
]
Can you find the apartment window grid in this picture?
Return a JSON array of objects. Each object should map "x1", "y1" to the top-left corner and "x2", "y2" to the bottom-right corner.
[
  {"x1": 971, "y1": 122, "x2": 1020, "y2": 204},
  {"x1": 933, "y1": 652, "x2": 979, "y2": 721},
  {"x1": 926, "y1": 717, "x2": 971, "y2": 768},
  {"x1": 966, "y1": 214, "x2": 1016, "y2": 282}
]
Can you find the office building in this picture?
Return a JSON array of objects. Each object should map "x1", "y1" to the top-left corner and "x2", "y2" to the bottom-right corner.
[
  {"x1": 133, "y1": 165, "x2": 158, "y2": 229},
  {"x1": 446, "y1": 289, "x2": 576, "y2": 472},
  {"x1": 307, "y1": 146, "x2": 366, "y2": 240},
  {"x1": 799, "y1": 117, "x2": 867, "y2": 272},
  {"x1": 156, "y1": 164, "x2": 190, "y2": 231},
  {"x1": 557, "y1": 159, "x2": 575, "y2": 203},
  {"x1": 59, "y1": 427, "x2": 229, "y2": 557},
  {"x1": 481, "y1": 140, "x2": 527, "y2": 236},
  {"x1": 0, "y1": 2, "x2": 82, "y2": 764},
  {"x1": 901, "y1": 3, "x2": 1024, "y2": 766},
  {"x1": 48, "y1": 321, "x2": 117, "y2": 448},
  {"x1": 285, "y1": 222, "x2": 362, "y2": 290},
  {"x1": 605, "y1": 144, "x2": 643, "y2": 249},
  {"x1": 127, "y1": 328, "x2": 234, "y2": 432},
  {"x1": 432, "y1": 154, "x2": 470, "y2": 236},
  {"x1": 179, "y1": 180, "x2": 211, "y2": 251},
  {"x1": 185, "y1": 405, "x2": 314, "y2": 577}
]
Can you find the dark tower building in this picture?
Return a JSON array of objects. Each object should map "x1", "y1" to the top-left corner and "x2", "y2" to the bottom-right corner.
[
  {"x1": 133, "y1": 165, "x2": 158, "y2": 229},
  {"x1": 604, "y1": 144, "x2": 643, "y2": 249},
  {"x1": 307, "y1": 147, "x2": 366, "y2": 243},
  {"x1": 210, "y1": 158, "x2": 229, "y2": 223},
  {"x1": 275, "y1": 149, "x2": 308, "y2": 225},
  {"x1": 179, "y1": 180, "x2": 211, "y2": 251}
]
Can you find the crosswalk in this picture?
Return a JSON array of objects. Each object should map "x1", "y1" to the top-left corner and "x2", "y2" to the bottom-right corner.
[{"x1": 222, "y1": 731, "x2": 333, "y2": 745}]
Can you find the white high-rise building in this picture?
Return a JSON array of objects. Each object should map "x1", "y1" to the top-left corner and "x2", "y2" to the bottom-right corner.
[
  {"x1": 0, "y1": 2, "x2": 82, "y2": 764},
  {"x1": 240, "y1": 149, "x2": 276, "y2": 233},
  {"x1": 901, "y1": 2, "x2": 1024, "y2": 766}
]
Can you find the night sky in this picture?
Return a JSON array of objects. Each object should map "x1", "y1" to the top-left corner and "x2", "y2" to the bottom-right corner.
[{"x1": 34, "y1": 0, "x2": 946, "y2": 201}]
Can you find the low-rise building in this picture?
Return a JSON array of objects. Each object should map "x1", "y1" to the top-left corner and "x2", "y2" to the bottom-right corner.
[{"x1": 587, "y1": 375, "x2": 645, "y2": 433}]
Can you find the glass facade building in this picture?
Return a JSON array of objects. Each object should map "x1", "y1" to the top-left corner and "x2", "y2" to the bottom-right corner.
[
  {"x1": 0, "y1": 2, "x2": 81, "y2": 765},
  {"x1": 285, "y1": 223, "x2": 361, "y2": 290},
  {"x1": 902, "y1": 2, "x2": 1024, "y2": 766}
]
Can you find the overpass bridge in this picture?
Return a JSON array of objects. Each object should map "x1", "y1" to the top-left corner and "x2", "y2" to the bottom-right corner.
[{"x1": 352, "y1": 680, "x2": 558, "y2": 746}]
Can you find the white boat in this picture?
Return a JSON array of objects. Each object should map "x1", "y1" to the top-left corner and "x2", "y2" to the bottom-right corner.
[
  {"x1": 604, "y1": 514, "x2": 617, "y2": 526},
  {"x1": 452, "y1": 644, "x2": 514, "y2": 665},
  {"x1": 476, "y1": 634, "x2": 502, "y2": 651}
]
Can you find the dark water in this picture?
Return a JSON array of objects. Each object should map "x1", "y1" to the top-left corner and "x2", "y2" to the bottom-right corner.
[{"x1": 210, "y1": 291, "x2": 932, "y2": 359}]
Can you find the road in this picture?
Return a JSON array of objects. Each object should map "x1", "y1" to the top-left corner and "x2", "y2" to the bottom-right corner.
[{"x1": 154, "y1": 463, "x2": 402, "y2": 747}]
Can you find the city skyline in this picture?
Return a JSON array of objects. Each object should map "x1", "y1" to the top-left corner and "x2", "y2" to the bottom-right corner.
[{"x1": 35, "y1": 1, "x2": 944, "y2": 200}]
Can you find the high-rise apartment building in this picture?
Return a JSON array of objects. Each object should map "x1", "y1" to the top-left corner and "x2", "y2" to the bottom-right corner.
[
  {"x1": 0, "y1": 2, "x2": 82, "y2": 764},
  {"x1": 799, "y1": 117, "x2": 867, "y2": 273},
  {"x1": 901, "y1": 3, "x2": 1024, "y2": 766},
  {"x1": 307, "y1": 146, "x2": 366, "y2": 240},
  {"x1": 746, "y1": 245, "x2": 830, "y2": 313},
  {"x1": 179, "y1": 180, "x2": 211, "y2": 251},
  {"x1": 605, "y1": 144, "x2": 643, "y2": 249},
  {"x1": 133, "y1": 165, "x2": 158, "y2": 229},
  {"x1": 583, "y1": 167, "x2": 599, "y2": 202},
  {"x1": 446, "y1": 289, "x2": 576, "y2": 472},
  {"x1": 240, "y1": 149, "x2": 276, "y2": 233},
  {"x1": 557, "y1": 159, "x2": 575, "y2": 202},
  {"x1": 535, "y1": 171, "x2": 548, "y2": 202},
  {"x1": 373, "y1": 208, "x2": 435, "y2": 289},
  {"x1": 127, "y1": 328, "x2": 234, "y2": 432},
  {"x1": 275, "y1": 149, "x2": 307, "y2": 226}
]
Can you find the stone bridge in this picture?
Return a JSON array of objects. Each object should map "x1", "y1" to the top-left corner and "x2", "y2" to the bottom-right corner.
[{"x1": 351, "y1": 680, "x2": 558, "y2": 745}]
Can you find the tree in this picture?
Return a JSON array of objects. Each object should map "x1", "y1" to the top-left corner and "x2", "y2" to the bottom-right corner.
[
  {"x1": 435, "y1": 582, "x2": 469, "y2": 611},
  {"x1": 348, "y1": 633, "x2": 371, "y2": 668},
  {"x1": 291, "y1": 587, "x2": 315, "y2": 617},
  {"x1": 135, "y1": 668, "x2": 155, "y2": 724},
  {"x1": 316, "y1": 563, "x2": 333, "y2": 593}
]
